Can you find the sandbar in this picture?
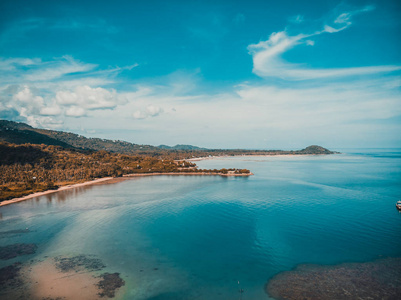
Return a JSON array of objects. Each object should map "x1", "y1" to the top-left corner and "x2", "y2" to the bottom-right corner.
[{"x1": 27, "y1": 259, "x2": 101, "y2": 300}]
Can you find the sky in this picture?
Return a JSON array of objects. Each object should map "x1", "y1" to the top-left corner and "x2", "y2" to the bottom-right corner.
[{"x1": 0, "y1": 0, "x2": 400, "y2": 149}]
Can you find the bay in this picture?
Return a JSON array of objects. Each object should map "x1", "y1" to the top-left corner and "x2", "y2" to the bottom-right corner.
[{"x1": 1, "y1": 149, "x2": 401, "y2": 299}]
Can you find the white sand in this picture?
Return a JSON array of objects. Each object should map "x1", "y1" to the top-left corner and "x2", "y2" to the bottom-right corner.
[{"x1": 0, "y1": 177, "x2": 113, "y2": 207}]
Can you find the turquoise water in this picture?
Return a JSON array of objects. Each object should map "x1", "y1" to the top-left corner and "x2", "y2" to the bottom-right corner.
[{"x1": 1, "y1": 150, "x2": 401, "y2": 299}]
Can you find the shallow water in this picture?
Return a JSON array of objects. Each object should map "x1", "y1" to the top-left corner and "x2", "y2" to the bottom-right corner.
[{"x1": 1, "y1": 149, "x2": 401, "y2": 299}]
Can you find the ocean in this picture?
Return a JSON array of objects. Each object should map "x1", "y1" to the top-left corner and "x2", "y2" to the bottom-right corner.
[{"x1": 1, "y1": 149, "x2": 401, "y2": 299}]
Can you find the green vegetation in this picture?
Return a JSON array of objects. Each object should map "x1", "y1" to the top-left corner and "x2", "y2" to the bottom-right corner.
[
  {"x1": 158, "y1": 144, "x2": 207, "y2": 150},
  {"x1": 0, "y1": 142, "x2": 250, "y2": 202},
  {"x1": 0, "y1": 120, "x2": 156, "y2": 153}
]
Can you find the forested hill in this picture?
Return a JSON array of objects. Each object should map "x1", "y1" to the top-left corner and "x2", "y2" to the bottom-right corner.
[
  {"x1": 0, "y1": 120, "x2": 337, "y2": 158},
  {"x1": 158, "y1": 144, "x2": 208, "y2": 150},
  {"x1": 0, "y1": 120, "x2": 157, "y2": 153},
  {"x1": 296, "y1": 145, "x2": 335, "y2": 155}
]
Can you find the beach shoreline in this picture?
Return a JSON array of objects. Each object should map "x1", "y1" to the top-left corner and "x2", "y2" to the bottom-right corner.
[
  {"x1": 0, "y1": 177, "x2": 114, "y2": 207},
  {"x1": 186, "y1": 153, "x2": 338, "y2": 161},
  {"x1": 0, "y1": 172, "x2": 253, "y2": 207}
]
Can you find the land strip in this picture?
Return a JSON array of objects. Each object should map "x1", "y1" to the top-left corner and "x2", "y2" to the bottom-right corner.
[{"x1": 0, "y1": 171, "x2": 253, "y2": 207}]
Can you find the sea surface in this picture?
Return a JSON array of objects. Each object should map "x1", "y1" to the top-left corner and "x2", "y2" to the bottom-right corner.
[{"x1": 1, "y1": 149, "x2": 401, "y2": 299}]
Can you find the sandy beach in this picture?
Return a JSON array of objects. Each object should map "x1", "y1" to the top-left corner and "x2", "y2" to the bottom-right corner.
[
  {"x1": 124, "y1": 171, "x2": 253, "y2": 177},
  {"x1": 0, "y1": 177, "x2": 114, "y2": 207},
  {"x1": 186, "y1": 154, "x2": 330, "y2": 162},
  {"x1": 0, "y1": 172, "x2": 253, "y2": 207}
]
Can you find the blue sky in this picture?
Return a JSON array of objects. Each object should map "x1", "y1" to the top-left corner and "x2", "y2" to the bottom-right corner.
[{"x1": 0, "y1": 0, "x2": 400, "y2": 149}]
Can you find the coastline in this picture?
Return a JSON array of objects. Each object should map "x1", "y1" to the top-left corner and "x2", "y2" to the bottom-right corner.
[
  {"x1": 0, "y1": 177, "x2": 114, "y2": 207},
  {"x1": 186, "y1": 153, "x2": 337, "y2": 162},
  {"x1": 1, "y1": 153, "x2": 335, "y2": 207},
  {"x1": 0, "y1": 172, "x2": 253, "y2": 207},
  {"x1": 124, "y1": 172, "x2": 253, "y2": 177}
]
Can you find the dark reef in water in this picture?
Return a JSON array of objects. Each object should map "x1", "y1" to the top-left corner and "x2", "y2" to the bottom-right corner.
[
  {"x1": 54, "y1": 255, "x2": 125, "y2": 298},
  {"x1": 0, "y1": 262, "x2": 23, "y2": 288},
  {"x1": 97, "y1": 272, "x2": 125, "y2": 298},
  {"x1": 266, "y1": 257, "x2": 401, "y2": 300},
  {"x1": 54, "y1": 255, "x2": 106, "y2": 272},
  {"x1": 0, "y1": 243, "x2": 37, "y2": 260}
]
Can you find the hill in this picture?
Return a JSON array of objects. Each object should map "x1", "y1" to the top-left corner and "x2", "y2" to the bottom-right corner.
[
  {"x1": 0, "y1": 119, "x2": 337, "y2": 158},
  {"x1": 297, "y1": 145, "x2": 336, "y2": 155},
  {"x1": 158, "y1": 144, "x2": 208, "y2": 150},
  {"x1": 0, "y1": 120, "x2": 157, "y2": 153},
  {"x1": 0, "y1": 120, "x2": 73, "y2": 148}
]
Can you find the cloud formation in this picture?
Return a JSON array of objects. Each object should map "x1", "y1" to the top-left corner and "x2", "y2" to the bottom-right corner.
[
  {"x1": 56, "y1": 86, "x2": 121, "y2": 110},
  {"x1": 248, "y1": 5, "x2": 400, "y2": 80},
  {"x1": 0, "y1": 3, "x2": 399, "y2": 148},
  {"x1": 12, "y1": 86, "x2": 44, "y2": 117},
  {"x1": 0, "y1": 85, "x2": 64, "y2": 127},
  {"x1": 133, "y1": 105, "x2": 164, "y2": 119},
  {"x1": 39, "y1": 106, "x2": 62, "y2": 116},
  {"x1": 0, "y1": 56, "x2": 136, "y2": 126},
  {"x1": 65, "y1": 106, "x2": 87, "y2": 117}
]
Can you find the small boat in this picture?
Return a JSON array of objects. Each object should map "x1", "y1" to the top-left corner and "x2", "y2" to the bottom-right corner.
[{"x1": 396, "y1": 201, "x2": 401, "y2": 210}]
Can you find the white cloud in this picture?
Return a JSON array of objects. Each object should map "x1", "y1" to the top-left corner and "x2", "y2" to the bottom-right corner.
[
  {"x1": 146, "y1": 105, "x2": 163, "y2": 117},
  {"x1": 0, "y1": 57, "x2": 41, "y2": 71},
  {"x1": 3, "y1": 63, "x2": 396, "y2": 148},
  {"x1": 65, "y1": 106, "x2": 86, "y2": 117},
  {"x1": 323, "y1": 25, "x2": 342, "y2": 33},
  {"x1": 247, "y1": 5, "x2": 400, "y2": 80},
  {"x1": 334, "y1": 5, "x2": 375, "y2": 25},
  {"x1": 0, "y1": 56, "x2": 136, "y2": 89},
  {"x1": 11, "y1": 86, "x2": 44, "y2": 116},
  {"x1": 13, "y1": 86, "x2": 43, "y2": 105},
  {"x1": 55, "y1": 85, "x2": 121, "y2": 110},
  {"x1": 24, "y1": 56, "x2": 97, "y2": 81},
  {"x1": 132, "y1": 110, "x2": 148, "y2": 119},
  {"x1": 132, "y1": 104, "x2": 163, "y2": 120},
  {"x1": 103, "y1": 70, "x2": 401, "y2": 148},
  {"x1": 25, "y1": 116, "x2": 63, "y2": 128},
  {"x1": 40, "y1": 105, "x2": 62, "y2": 116},
  {"x1": 124, "y1": 86, "x2": 153, "y2": 99},
  {"x1": 334, "y1": 12, "x2": 352, "y2": 24},
  {"x1": 234, "y1": 82, "x2": 401, "y2": 128},
  {"x1": 248, "y1": 29, "x2": 401, "y2": 80},
  {"x1": 0, "y1": 54, "x2": 137, "y2": 129},
  {"x1": 3, "y1": 86, "x2": 64, "y2": 127},
  {"x1": 55, "y1": 90, "x2": 79, "y2": 106}
]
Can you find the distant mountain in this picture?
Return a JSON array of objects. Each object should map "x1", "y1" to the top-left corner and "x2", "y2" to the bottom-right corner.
[
  {"x1": 0, "y1": 119, "x2": 337, "y2": 157},
  {"x1": 0, "y1": 120, "x2": 208, "y2": 153},
  {"x1": 158, "y1": 144, "x2": 208, "y2": 150}
]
